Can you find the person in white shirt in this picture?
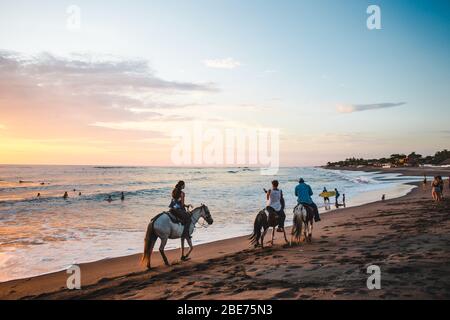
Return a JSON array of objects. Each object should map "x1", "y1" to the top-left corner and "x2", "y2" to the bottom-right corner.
[{"x1": 265, "y1": 180, "x2": 286, "y2": 232}]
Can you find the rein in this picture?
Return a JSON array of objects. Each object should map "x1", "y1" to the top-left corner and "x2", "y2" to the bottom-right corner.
[{"x1": 191, "y1": 207, "x2": 210, "y2": 229}]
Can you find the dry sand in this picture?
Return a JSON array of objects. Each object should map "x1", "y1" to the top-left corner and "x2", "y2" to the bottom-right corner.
[{"x1": 1, "y1": 179, "x2": 449, "y2": 300}]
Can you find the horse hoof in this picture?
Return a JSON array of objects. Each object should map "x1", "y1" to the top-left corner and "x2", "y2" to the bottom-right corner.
[{"x1": 181, "y1": 256, "x2": 190, "y2": 261}]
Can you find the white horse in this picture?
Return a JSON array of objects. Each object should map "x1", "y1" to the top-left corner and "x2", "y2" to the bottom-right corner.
[
  {"x1": 291, "y1": 204, "x2": 314, "y2": 244},
  {"x1": 141, "y1": 204, "x2": 213, "y2": 269}
]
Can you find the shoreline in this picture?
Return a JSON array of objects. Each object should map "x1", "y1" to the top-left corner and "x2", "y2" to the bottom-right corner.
[
  {"x1": 323, "y1": 165, "x2": 450, "y2": 177},
  {"x1": 1, "y1": 168, "x2": 449, "y2": 299},
  {"x1": 0, "y1": 170, "x2": 417, "y2": 284}
]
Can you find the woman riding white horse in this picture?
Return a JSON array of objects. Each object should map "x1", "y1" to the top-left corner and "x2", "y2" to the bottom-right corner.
[{"x1": 141, "y1": 181, "x2": 213, "y2": 269}]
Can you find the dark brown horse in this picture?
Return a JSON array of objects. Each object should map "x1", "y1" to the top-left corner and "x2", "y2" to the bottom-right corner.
[{"x1": 249, "y1": 209, "x2": 289, "y2": 248}]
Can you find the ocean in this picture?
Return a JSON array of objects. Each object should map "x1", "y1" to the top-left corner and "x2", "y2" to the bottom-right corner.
[{"x1": 0, "y1": 165, "x2": 421, "y2": 282}]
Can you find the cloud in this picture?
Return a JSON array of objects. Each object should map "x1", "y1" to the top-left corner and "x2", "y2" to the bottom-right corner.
[
  {"x1": 0, "y1": 50, "x2": 219, "y2": 137},
  {"x1": 203, "y1": 57, "x2": 241, "y2": 69},
  {"x1": 337, "y1": 102, "x2": 406, "y2": 113}
]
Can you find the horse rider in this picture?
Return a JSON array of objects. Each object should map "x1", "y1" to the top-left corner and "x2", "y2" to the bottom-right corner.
[
  {"x1": 295, "y1": 178, "x2": 321, "y2": 222},
  {"x1": 265, "y1": 180, "x2": 286, "y2": 232},
  {"x1": 169, "y1": 180, "x2": 191, "y2": 239}
]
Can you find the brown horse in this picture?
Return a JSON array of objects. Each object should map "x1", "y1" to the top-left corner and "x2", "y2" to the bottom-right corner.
[{"x1": 249, "y1": 208, "x2": 289, "y2": 248}]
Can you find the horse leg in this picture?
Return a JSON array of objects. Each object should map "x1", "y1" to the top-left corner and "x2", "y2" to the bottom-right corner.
[
  {"x1": 184, "y1": 237, "x2": 194, "y2": 259},
  {"x1": 283, "y1": 228, "x2": 289, "y2": 245},
  {"x1": 271, "y1": 227, "x2": 275, "y2": 246},
  {"x1": 181, "y1": 238, "x2": 187, "y2": 261},
  {"x1": 302, "y1": 222, "x2": 307, "y2": 242},
  {"x1": 159, "y1": 237, "x2": 170, "y2": 266},
  {"x1": 261, "y1": 228, "x2": 268, "y2": 248}
]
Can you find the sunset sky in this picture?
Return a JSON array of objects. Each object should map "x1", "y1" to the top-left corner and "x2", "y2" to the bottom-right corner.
[{"x1": 0, "y1": 0, "x2": 449, "y2": 166}]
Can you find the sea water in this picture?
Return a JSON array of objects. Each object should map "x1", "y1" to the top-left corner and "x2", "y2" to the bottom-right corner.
[{"x1": 0, "y1": 165, "x2": 421, "y2": 282}]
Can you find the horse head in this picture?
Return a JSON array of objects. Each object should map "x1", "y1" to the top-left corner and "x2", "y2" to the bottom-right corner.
[{"x1": 200, "y1": 204, "x2": 214, "y2": 225}]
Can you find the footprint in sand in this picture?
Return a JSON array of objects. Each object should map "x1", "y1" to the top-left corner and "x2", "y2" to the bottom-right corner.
[{"x1": 183, "y1": 291, "x2": 203, "y2": 299}]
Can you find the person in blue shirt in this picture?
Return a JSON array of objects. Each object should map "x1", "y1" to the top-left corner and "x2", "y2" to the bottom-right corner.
[
  {"x1": 295, "y1": 178, "x2": 321, "y2": 222},
  {"x1": 334, "y1": 188, "x2": 340, "y2": 205}
]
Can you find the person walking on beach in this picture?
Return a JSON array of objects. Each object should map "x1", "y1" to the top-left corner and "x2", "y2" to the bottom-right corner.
[
  {"x1": 423, "y1": 175, "x2": 427, "y2": 190},
  {"x1": 438, "y1": 176, "x2": 444, "y2": 200},
  {"x1": 295, "y1": 178, "x2": 321, "y2": 222},
  {"x1": 432, "y1": 177, "x2": 441, "y2": 202},
  {"x1": 169, "y1": 181, "x2": 191, "y2": 239},
  {"x1": 121, "y1": 192, "x2": 125, "y2": 201},
  {"x1": 265, "y1": 180, "x2": 286, "y2": 232},
  {"x1": 322, "y1": 187, "x2": 330, "y2": 203},
  {"x1": 334, "y1": 188, "x2": 340, "y2": 205},
  {"x1": 63, "y1": 191, "x2": 68, "y2": 199}
]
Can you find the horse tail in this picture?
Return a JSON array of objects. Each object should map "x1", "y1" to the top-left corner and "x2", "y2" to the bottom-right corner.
[
  {"x1": 249, "y1": 210, "x2": 267, "y2": 246},
  {"x1": 141, "y1": 220, "x2": 158, "y2": 268},
  {"x1": 291, "y1": 212, "x2": 303, "y2": 242}
]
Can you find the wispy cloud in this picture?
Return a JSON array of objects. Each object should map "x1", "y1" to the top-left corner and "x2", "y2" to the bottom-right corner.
[
  {"x1": 337, "y1": 102, "x2": 406, "y2": 113},
  {"x1": 0, "y1": 50, "x2": 218, "y2": 137},
  {"x1": 203, "y1": 57, "x2": 241, "y2": 69}
]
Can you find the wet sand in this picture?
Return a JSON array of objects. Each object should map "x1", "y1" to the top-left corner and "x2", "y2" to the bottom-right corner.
[{"x1": 1, "y1": 180, "x2": 449, "y2": 300}]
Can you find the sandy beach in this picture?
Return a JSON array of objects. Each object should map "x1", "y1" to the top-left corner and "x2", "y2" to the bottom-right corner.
[{"x1": 1, "y1": 168, "x2": 449, "y2": 300}]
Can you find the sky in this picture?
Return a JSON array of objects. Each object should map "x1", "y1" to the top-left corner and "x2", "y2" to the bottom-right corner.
[{"x1": 0, "y1": 0, "x2": 449, "y2": 166}]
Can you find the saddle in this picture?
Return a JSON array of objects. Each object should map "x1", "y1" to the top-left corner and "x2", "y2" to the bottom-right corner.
[
  {"x1": 151, "y1": 211, "x2": 183, "y2": 225},
  {"x1": 264, "y1": 207, "x2": 281, "y2": 224}
]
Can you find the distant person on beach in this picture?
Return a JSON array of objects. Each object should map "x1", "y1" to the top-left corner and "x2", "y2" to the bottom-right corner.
[
  {"x1": 334, "y1": 188, "x2": 340, "y2": 204},
  {"x1": 432, "y1": 177, "x2": 441, "y2": 202},
  {"x1": 322, "y1": 187, "x2": 330, "y2": 203},
  {"x1": 265, "y1": 180, "x2": 286, "y2": 232},
  {"x1": 295, "y1": 178, "x2": 321, "y2": 222},
  {"x1": 121, "y1": 192, "x2": 125, "y2": 201},
  {"x1": 382, "y1": 194, "x2": 386, "y2": 201},
  {"x1": 423, "y1": 175, "x2": 427, "y2": 190},
  {"x1": 37, "y1": 193, "x2": 40, "y2": 198},
  {"x1": 438, "y1": 176, "x2": 444, "y2": 199},
  {"x1": 342, "y1": 194, "x2": 346, "y2": 206},
  {"x1": 63, "y1": 192, "x2": 68, "y2": 199},
  {"x1": 169, "y1": 181, "x2": 191, "y2": 239},
  {"x1": 106, "y1": 195, "x2": 113, "y2": 202},
  {"x1": 79, "y1": 192, "x2": 82, "y2": 196}
]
